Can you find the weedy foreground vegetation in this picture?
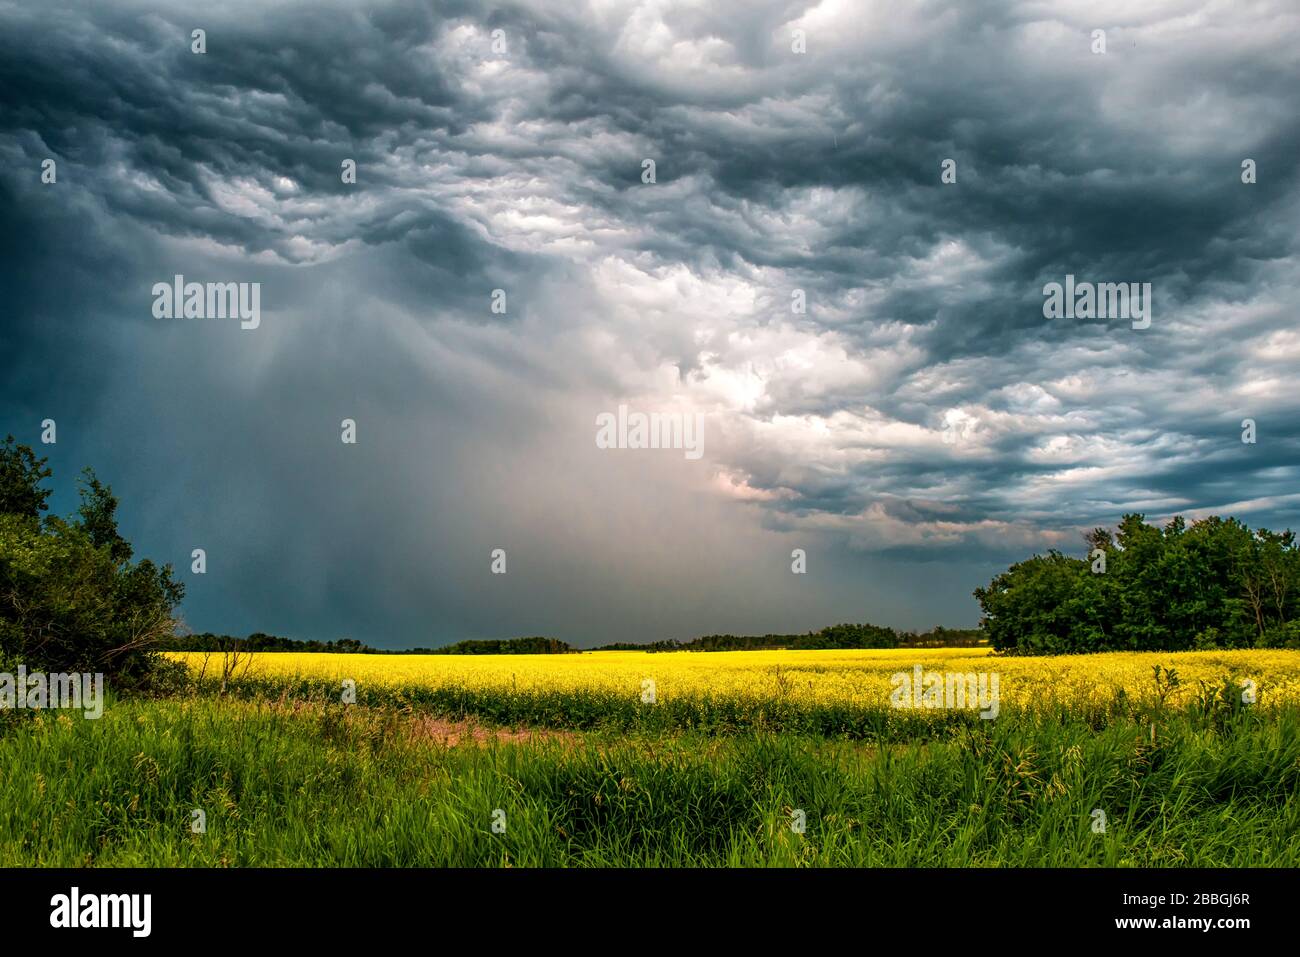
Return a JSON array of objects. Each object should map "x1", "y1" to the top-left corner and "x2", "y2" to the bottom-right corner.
[{"x1": 2, "y1": 649, "x2": 1298, "y2": 866}]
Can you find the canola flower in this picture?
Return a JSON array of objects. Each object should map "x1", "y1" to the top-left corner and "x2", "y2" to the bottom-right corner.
[{"x1": 170, "y1": 647, "x2": 1300, "y2": 713}]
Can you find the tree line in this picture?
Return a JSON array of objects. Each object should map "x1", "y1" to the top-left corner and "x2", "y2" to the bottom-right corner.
[
  {"x1": 167, "y1": 626, "x2": 982, "y2": 655},
  {"x1": 593, "y1": 623, "x2": 984, "y2": 652},
  {"x1": 167, "y1": 623, "x2": 986, "y2": 655},
  {"x1": 160, "y1": 633, "x2": 574, "y2": 655}
]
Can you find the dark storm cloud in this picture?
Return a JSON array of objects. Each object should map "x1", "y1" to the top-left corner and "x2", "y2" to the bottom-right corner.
[{"x1": 2, "y1": 0, "x2": 1298, "y2": 643}]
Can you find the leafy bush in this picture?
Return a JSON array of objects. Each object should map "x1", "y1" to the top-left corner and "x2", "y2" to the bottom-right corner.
[{"x1": 1259, "y1": 620, "x2": 1300, "y2": 649}]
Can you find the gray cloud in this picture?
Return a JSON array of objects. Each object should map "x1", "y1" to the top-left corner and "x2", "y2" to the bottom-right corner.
[{"x1": 2, "y1": 0, "x2": 1298, "y2": 645}]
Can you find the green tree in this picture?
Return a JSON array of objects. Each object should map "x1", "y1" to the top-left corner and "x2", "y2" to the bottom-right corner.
[
  {"x1": 76, "y1": 468, "x2": 133, "y2": 563},
  {"x1": 0, "y1": 435, "x2": 53, "y2": 518},
  {"x1": 975, "y1": 513, "x2": 1300, "y2": 654},
  {"x1": 973, "y1": 551, "x2": 1088, "y2": 653},
  {"x1": 0, "y1": 440, "x2": 184, "y2": 683}
]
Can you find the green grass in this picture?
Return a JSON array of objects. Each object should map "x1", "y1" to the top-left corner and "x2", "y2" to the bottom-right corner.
[{"x1": 2, "y1": 697, "x2": 1296, "y2": 866}]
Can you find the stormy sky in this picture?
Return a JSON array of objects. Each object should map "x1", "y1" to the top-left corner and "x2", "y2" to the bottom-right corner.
[{"x1": 2, "y1": 0, "x2": 1298, "y2": 647}]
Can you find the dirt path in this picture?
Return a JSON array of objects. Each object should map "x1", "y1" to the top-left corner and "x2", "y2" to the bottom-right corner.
[{"x1": 406, "y1": 716, "x2": 580, "y2": 747}]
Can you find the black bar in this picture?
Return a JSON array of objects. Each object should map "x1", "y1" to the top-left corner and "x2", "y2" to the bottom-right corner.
[{"x1": 0, "y1": 868, "x2": 1284, "y2": 943}]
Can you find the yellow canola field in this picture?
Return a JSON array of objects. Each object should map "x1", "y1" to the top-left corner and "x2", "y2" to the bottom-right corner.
[{"x1": 171, "y1": 647, "x2": 1300, "y2": 711}]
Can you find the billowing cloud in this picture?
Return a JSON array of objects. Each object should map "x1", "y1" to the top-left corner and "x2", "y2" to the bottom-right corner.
[{"x1": 2, "y1": 0, "x2": 1298, "y2": 645}]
